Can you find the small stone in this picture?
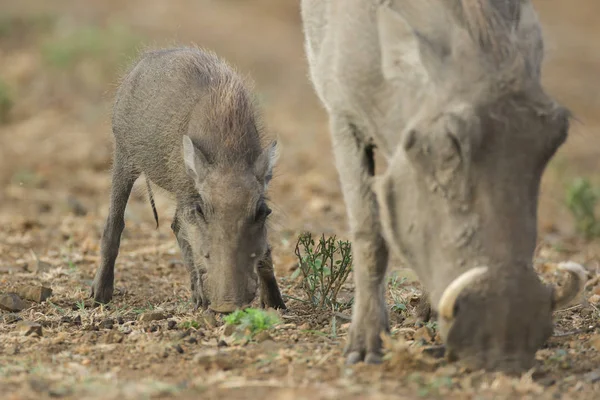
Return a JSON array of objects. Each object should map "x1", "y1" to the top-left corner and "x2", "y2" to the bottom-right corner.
[
  {"x1": 278, "y1": 323, "x2": 297, "y2": 330},
  {"x1": 187, "y1": 337, "x2": 198, "y2": 344},
  {"x1": 588, "y1": 294, "x2": 600, "y2": 305},
  {"x1": 51, "y1": 332, "x2": 69, "y2": 345},
  {"x1": 298, "y1": 322, "x2": 311, "y2": 331},
  {"x1": 414, "y1": 326, "x2": 434, "y2": 344},
  {"x1": 39, "y1": 320, "x2": 52, "y2": 328},
  {"x1": 203, "y1": 313, "x2": 217, "y2": 328},
  {"x1": 167, "y1": 320, "x2": 177, "y2": 330},
  {"x1": 38, "y1": 203, "x2": 52, "y2": 213},
  {"x1": 193, "y1": 349, "x2": 233, "y2": 370},
  {"x1": 17, "y1": 285, "x2": 52, "y2": 303},
  {"x1": 28, "y1": 377, "x2": 49, "y2": 392},
  {"x1": 29, "y1": 250, "x2": 52, "y2": 274},
  {"x1": 254, "y1": 331, "x2": 273, "y2": 343},
  {"x1": 257, "y1": 339, "x2": 279, "y2": 352},
  {"x1": 2, "y1": 313, "x2": 22, "y2": 324},
  {"x1": 67, "y1": 196, "x2": 88, "y2": 216},
  {"x1": 0, "y1": 265, "x2": 26, "y2": 274},
  {"x1": 437, "y1": 364, "x2": 459, "y2": 376},
  {"x1": 34, "y1": 260, "x2": 52, "y2": 274},
  {"x1": 588, "y1": 334, "x2": 600, "y2": 351},
  {"x1": 168, "y1": 259, "x2": 183, "y2": 268},
  {"x1": 48, "y1": 387, "x2": 72, "y2": 398},
  {"x1": 99, "y1": 319, "x2": 114, "y2": 330},
  {"x1": 101, "y1": 330, "x2": 124, "y2": 344},
  {"x1": 138, "y1": 311, "x2": 167, "y2": 322},
  {"x1": 580, "y1": 307, "x2": 594, "y2": 317},
  {"x1": 584, "y1": 369, "x2": 600, "y2": 383},
  {"x1": 16, "y1": 321, "x2": 42, "y2": 337},
  {"x1": 538, "y1": 377, "x2": 556, "y2": 387},
  {"x1": 0, "y1": 293, "x2": 28, "y2": 312},
  {"x1": 223, "y1": 324, "x2": 236, "y2": 336},
  {"x1": 179, "y1": 329, "x2": 192, "y2": 339}
]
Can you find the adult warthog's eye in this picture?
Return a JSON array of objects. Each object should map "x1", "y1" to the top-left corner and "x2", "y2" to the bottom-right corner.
[
  {"x1": 255, "y1": 203, "x2": 272, "y2": 222},
  {"x1": 195, "y1": 204, "x2": 205, "y2": 220}
]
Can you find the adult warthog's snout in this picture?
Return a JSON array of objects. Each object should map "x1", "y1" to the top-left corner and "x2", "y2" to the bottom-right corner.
[{"x1": 436, "y1": 263, "x2": 588, "y2": 373}]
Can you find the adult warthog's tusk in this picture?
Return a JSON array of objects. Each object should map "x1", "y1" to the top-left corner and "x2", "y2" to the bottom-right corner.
[
  {"x1": 552, "y1": 261, "x2": 588, "y2": 310},
  {"x1": 438, "y1": 266, "x2": 489, "y2": 321}
]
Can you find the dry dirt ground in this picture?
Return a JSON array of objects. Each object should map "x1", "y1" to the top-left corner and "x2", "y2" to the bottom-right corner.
[{"x1": 1, "y1": 1, "x2": 599, "y2": 399}]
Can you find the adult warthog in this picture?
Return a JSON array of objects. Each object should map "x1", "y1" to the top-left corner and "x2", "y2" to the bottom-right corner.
[{"x1": 300, "y1": 0, "x2": 587, "y2": 373}]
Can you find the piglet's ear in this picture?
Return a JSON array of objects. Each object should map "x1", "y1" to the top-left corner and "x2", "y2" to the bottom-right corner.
[
  {"x1": 182, "y1": 135, "x2": 210, "y2": 183},
  {"x1": 254, "y1": 140, "x2": 279, "y2": 189}
]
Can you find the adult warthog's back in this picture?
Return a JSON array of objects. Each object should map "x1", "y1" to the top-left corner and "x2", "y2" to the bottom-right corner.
[{"x1": 301, "y1": 0, "x2": 586, "y2": 373}]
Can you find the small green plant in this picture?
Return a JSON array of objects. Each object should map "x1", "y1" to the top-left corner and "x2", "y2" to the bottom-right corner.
[
  {"x1": 566, "y1": 178, "x2": 600, "y2": 239},
  {"x1": 407, "y1": 373, "x2": 453, "y2": 398},
  {"x1": 0, "y1": 78, "x2": 13, "y2": 124},
  {"x1": 10, "y1": 169, "x2": 45, "y2": 187},
  {"x1": 388, "y1": 272, "x2": 407, "y2": 289},
  {"x1": 75, "y1": 299, "x2": 86, "y2": 311},
  {"x1": 388, "y1": 271, "x2": 411, "y2": 315},
  {"x1": 425, "y1": 320, "x2": 438, "y2": 332},
  {"x1": 223, "y1": 308, "x2": 280, "y2": 339},
  {"x1": 132, "y1": 302, "x2": 154, "y2": 315},
  {"x1": 48, "y1": 301, "x2": 67, "y2": 315},
  {"x1": 178, "y1": 320, "x2": 201, "y2": 330},
  {"x1": 391, "y1": 301, "x2": 407, "y2": 313},
  {"x1": 66, "y1": 260, "x2": 77, "y2": 274},
  {"x1": 293, "y1": 232, "x2": 353, "y2": 310}
]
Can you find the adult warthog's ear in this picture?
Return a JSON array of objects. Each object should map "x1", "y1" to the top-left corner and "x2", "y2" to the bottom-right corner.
[
  {"x1": 182, "y1": 135, "x2": 210, "y2": 183},
  {"x1": 254, "y1": 140, "x2": 279, "y2": 188},
  {"x1": 377, "y1": 5, "x2": 423, "y2": 80},
  {"x1": 377, "y1": 2, "x2": 454, "y2": 82}
]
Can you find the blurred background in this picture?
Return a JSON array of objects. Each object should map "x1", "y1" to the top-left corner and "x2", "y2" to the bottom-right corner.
[{"x1": 0, "y1": 0, "x2": 598, "y2": 271}]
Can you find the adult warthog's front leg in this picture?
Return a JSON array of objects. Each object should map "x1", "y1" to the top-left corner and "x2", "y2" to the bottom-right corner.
[{"x1": 330, "y1": 116, "x2": 389, "y2": 364}]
